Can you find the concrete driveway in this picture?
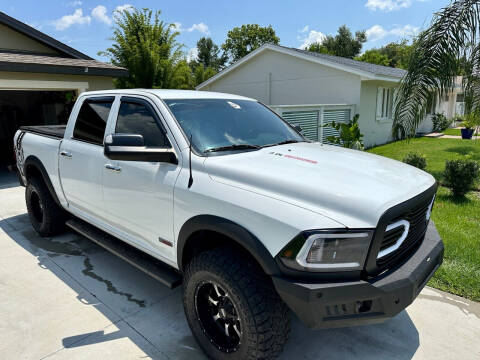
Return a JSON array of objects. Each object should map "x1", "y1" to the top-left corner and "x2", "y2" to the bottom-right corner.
[{"x1": 1, "y1": 178, "x2": 480, "y2": 360}]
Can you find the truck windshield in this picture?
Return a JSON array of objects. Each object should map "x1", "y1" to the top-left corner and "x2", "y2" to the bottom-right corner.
[{"x1": 164, "y1": 99, "x2": 304, "y2": 153}]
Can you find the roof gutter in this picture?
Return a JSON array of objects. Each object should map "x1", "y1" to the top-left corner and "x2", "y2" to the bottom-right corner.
[{"x1": 0, "y1": 62, "x2": 128, "y2": 77}]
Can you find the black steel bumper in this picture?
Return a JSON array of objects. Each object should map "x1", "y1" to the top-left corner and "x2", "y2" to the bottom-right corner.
[{"x1": 272, "y1": 222, "x2": 444, "y2": 329}]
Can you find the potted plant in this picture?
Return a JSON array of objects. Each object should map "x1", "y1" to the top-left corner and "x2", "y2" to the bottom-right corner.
[{"x1": 461, "y1": 113, "x2": 479, "y2": 140}]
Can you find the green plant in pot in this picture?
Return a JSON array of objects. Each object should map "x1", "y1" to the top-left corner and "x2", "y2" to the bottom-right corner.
[{"x1": 461, "y1": 113, "x2": 479, "y2": 140}]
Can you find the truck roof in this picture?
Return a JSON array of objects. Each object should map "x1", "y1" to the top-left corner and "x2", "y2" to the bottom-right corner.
[{"x1": 80, "y1": 89, "x2": 256, "y2": 101}]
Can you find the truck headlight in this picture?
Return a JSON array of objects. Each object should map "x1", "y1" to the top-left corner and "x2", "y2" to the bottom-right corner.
[{"x1": 279, "y1": 230, "x2": 374, "y2": 272}]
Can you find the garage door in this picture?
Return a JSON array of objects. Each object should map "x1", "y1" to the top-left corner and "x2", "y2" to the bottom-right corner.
[
  {"x1": 281, "y1": 108, "x2": 351, "y2": 144},
  {"x1": 0, "y1": 90, "x2": 75, "y2": 169}
]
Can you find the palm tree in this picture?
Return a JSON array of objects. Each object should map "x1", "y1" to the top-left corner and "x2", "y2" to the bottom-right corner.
[{"x1": 393, "y1": 0, "x2": 480, "y2": 138}]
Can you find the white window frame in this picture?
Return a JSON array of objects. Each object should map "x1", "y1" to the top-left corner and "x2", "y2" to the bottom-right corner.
[{"x1": 376, "y1": 87, "x2": 395, "y2": 122}]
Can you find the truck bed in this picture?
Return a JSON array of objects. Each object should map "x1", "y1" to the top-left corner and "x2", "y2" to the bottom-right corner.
[{"x1": 19, "y1": 125, "x2": 66, "y2": 139}]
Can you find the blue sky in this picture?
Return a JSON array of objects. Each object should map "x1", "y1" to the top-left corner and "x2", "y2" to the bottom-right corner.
[{"x1": 1, "y1": 0, "x2": 451, "y2": 61}]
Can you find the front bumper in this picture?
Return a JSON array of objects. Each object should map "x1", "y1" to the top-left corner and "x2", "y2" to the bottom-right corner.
[{"x1": 272, "y1": 221, "x2": 444, "y2": 329}]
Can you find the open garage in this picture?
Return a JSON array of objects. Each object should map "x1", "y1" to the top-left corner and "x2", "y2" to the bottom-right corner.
[
  {"x1": 0, "y1": 90, "x2": 75, "y2": 169},
  {"x1": 0, "y1": 11, "x2": 127, "y2": 173}
]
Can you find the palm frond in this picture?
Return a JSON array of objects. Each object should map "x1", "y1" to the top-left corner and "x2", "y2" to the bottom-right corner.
[{"x1": 393, "y1": 0, "x2": 480, "y2": 138}]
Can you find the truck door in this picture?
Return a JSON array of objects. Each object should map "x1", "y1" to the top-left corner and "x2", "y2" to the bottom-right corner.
[
  {"x1": 59, "y1": 96, "x2": 115, "y2": 220},
  {"x1": 102, "y1": 96, "x2": 181, "y2": 261}
]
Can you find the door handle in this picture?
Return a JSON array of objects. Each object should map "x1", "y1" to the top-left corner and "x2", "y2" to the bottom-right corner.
[
  {"x1": 105, "y1": 164, "x2": 121, "y2": 172},
  {"x1": 60, "y1": 151, "x2": 72, "y2": 158}
]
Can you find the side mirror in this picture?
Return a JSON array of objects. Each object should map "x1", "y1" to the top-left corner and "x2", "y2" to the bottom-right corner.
[
  {"x1": 104, "y1": 133, "x2": 178, "y2": 164},
  {"x1": 293, "y1": 125, "x2": 303, "y2": 133}
]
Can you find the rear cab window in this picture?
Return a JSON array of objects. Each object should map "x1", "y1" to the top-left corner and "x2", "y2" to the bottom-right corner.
[{"x1": 73, "y1": 97, "x2": 114, "y2": 145}]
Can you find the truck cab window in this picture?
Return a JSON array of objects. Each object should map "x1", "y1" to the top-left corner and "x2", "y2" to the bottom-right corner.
[
  {"x1": 73, "y1": 98, "x2": 114, "y2": 145},
  {"x1": 116, "y1": 101, "x2": 170, "y2": 147}
]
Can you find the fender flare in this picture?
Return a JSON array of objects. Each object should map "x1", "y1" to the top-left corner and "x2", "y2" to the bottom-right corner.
[
  {"x1": 24, "y1": 155, "x2": 62, "y2": 206},
  {"x1": 177, "y1": 215, "x2": 280, "y2": 275}
]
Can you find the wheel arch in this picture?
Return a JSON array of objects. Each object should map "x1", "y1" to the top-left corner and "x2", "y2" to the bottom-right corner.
[
  {"x1": 24, "y1": 155, "x2": 61, "y2": 206},
  {"x1": 177, "y1": 215, "x2": 280, "y2": 276}
]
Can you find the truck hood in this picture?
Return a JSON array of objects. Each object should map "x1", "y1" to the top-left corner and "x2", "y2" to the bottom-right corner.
[{"x1": 203, "y1": 142, "x2": 435, "y2": 228}]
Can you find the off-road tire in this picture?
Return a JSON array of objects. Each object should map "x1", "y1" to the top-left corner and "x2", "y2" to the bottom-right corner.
[
  {"x1": 25, "y1": 177, "x2": 66, "y2": 237},
  {"x1": 183, "y1": 247, "x2": 290, "y2": 360}
]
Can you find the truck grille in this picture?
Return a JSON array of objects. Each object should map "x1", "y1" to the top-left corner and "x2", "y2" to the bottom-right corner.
[{"x1": 376, "y1": 196, "x2": 434, "y2": 270}]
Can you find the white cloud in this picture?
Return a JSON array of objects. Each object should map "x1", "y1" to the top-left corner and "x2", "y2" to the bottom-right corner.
[
  {"x1": 390, "y1": 24, "x2": 419, "y2": 37},
  {"x1": 365, "y1": 0, "x2": 412, "y2": 12},
  {"x1": 66, "y1": 0, "x2": 82, "y2": 7},
  {"x1": 91, "y1": 5, "x2": 111, "y2": 25},
  {"x1": 173, "y1": 22, "x2": 210, "y2": 34},
  {"x1": 172, "y1": 22, "x2": 183, "y2": 31},
  {"x1": 114, "y1": 4, "x2": 134, "y2": 15},
  {"x1": 188, "y1": 22, "x2": 210, "y2": 34},
  {"x1": 366, "y1": 25, "x2": 388, "y2": 41},
  {"x1": 366, "y1": 24, "x2": 419, "y2": 41},
  {"x1": 187, "y1": 47, "x2": 199, "y2": 62},
  {"x1": 300, "y1": 25, "x2": 309, "y2": 33},
  {"x1": 298, "y1": 29, "x2": 326, "y2": 49},
  {"x1": 53, "y1": 9, "x2": 91, "y2": 30}
]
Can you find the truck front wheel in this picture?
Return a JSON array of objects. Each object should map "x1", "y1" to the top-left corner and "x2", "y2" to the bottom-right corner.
[
  {"x1": 183, "y1": 247, "x2": 290, "y2": 360},
  {"x1": 25, "y1": 177, "x2": 66, "y2": 237}
]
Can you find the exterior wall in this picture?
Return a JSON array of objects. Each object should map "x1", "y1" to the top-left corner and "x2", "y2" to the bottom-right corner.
[
  {"x1": 0, "y1": 71, "x2": 115, "y2": 93},
  {"x1": 358, "y1": 80, "x2": 398, "y2": 147},
  {"x1": 0, "y1": 24, "x2": 59, "y2": 54},
  {"x1": 203, "y1": 49, "x2": 362, "y2": 106}
]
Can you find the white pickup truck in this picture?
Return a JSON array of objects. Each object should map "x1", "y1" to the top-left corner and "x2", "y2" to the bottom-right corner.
[{"x1": 14, "y1": 89, "x2": 444, "y2": 360}]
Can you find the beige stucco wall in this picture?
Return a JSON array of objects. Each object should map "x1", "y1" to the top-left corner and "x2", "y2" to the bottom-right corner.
[
  {"x1": 0, "y1": 71, "x2": 115, "y2": 93},
  {"x1": 0, "y1": 24, "x2": 59, "y2": 54},
  {"x1": 358, "y1": 80, "x2": 398, "y2": 147},
  {"x1": 203, "y1": 49, "x2": 362, "y2": 106}
]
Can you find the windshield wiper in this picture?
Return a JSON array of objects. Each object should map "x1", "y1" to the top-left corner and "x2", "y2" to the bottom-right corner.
[
  {"x1": 204, "y1": 144, "x2": 260, "y2": 153},
  {"x1": 262, "y1": 139, "x2": 304, "y2": 148}
]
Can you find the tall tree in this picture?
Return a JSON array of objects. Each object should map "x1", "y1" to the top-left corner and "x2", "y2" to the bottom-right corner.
[
  {"x1": 355, "y1": 40, "x2": 415, "y2": 69},
  {"x1": 99, "y1": 8, "x2": 191, "y2": 89},
  {"x1": 393, "y1": 0, "x2": 480, "y2": 138},
  {"x1": 192, "y1": 64, "x2": 217, "y2": 87},
  {"x1": 378, "y1": 40, "x2": 415, "y2": 69},
  {"x1": 354, "y1": 49, "x2": 390, "y2": 66},
  {"x1": 194, "y1": 37, "x2": 227, "y2": 71},
  {"x1": 306, "y1": 25, "x2": 366, "y2": 58},
  {"x1": 222, "y1": 24, "x2": 280, "y2": 63}
]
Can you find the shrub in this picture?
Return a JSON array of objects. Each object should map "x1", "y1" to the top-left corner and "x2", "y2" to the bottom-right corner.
[
  {"x1": 402, "y1": 152, "x2": 427, "y2": 170},
  {"x1": 443, "y1": 159, "x2": 480, "y2": 197},
  {"x1": 432, "y1": 113, "x2": 451, "y2": 132},
  {"x1": 324, "y1": 114, "x2": 364, "y2": 150}
]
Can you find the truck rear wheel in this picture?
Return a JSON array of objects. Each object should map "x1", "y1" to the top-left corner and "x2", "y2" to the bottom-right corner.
[
  {"x1": 183, "y1": 247, "x2": 290, "y2": 360},
  {"x1": 25, "y1": 177, "x2": 66, "y2": 237}
]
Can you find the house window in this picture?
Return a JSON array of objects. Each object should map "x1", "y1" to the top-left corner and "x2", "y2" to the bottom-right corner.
[{"x1": 376, "y1": 87, "x2": 394, "y2": 121}]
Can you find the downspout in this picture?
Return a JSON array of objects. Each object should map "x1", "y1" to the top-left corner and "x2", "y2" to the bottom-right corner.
[{"x1": 267, "y1": 72, "x2": 272, "y2": 105}]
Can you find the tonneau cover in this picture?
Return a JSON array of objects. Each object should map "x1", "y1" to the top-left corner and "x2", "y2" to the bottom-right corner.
[{"x1": 20, "y1": 125, "x2": 66, "y2": 139}]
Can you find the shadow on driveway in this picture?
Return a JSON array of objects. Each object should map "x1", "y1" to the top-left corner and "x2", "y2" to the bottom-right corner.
[{"x1": 0, "y1": 212, "x2": 420, "y2": 359}]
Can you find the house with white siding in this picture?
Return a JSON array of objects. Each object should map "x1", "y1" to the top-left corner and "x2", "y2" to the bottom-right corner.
[{"x1": 197, "y1": 44, "x2": 463, "y2": 146}]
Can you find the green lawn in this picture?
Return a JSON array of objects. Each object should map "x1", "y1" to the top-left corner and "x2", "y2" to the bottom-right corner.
[
  {"x1": 442, "y1": 128, "x2": 479, "y2": 136},
  {"x1": 442, "y1": 128, "x2": 461, "y2": 136},
  {"x1": 368, "y1": 138, "x2": 480, "y2": 301}
]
